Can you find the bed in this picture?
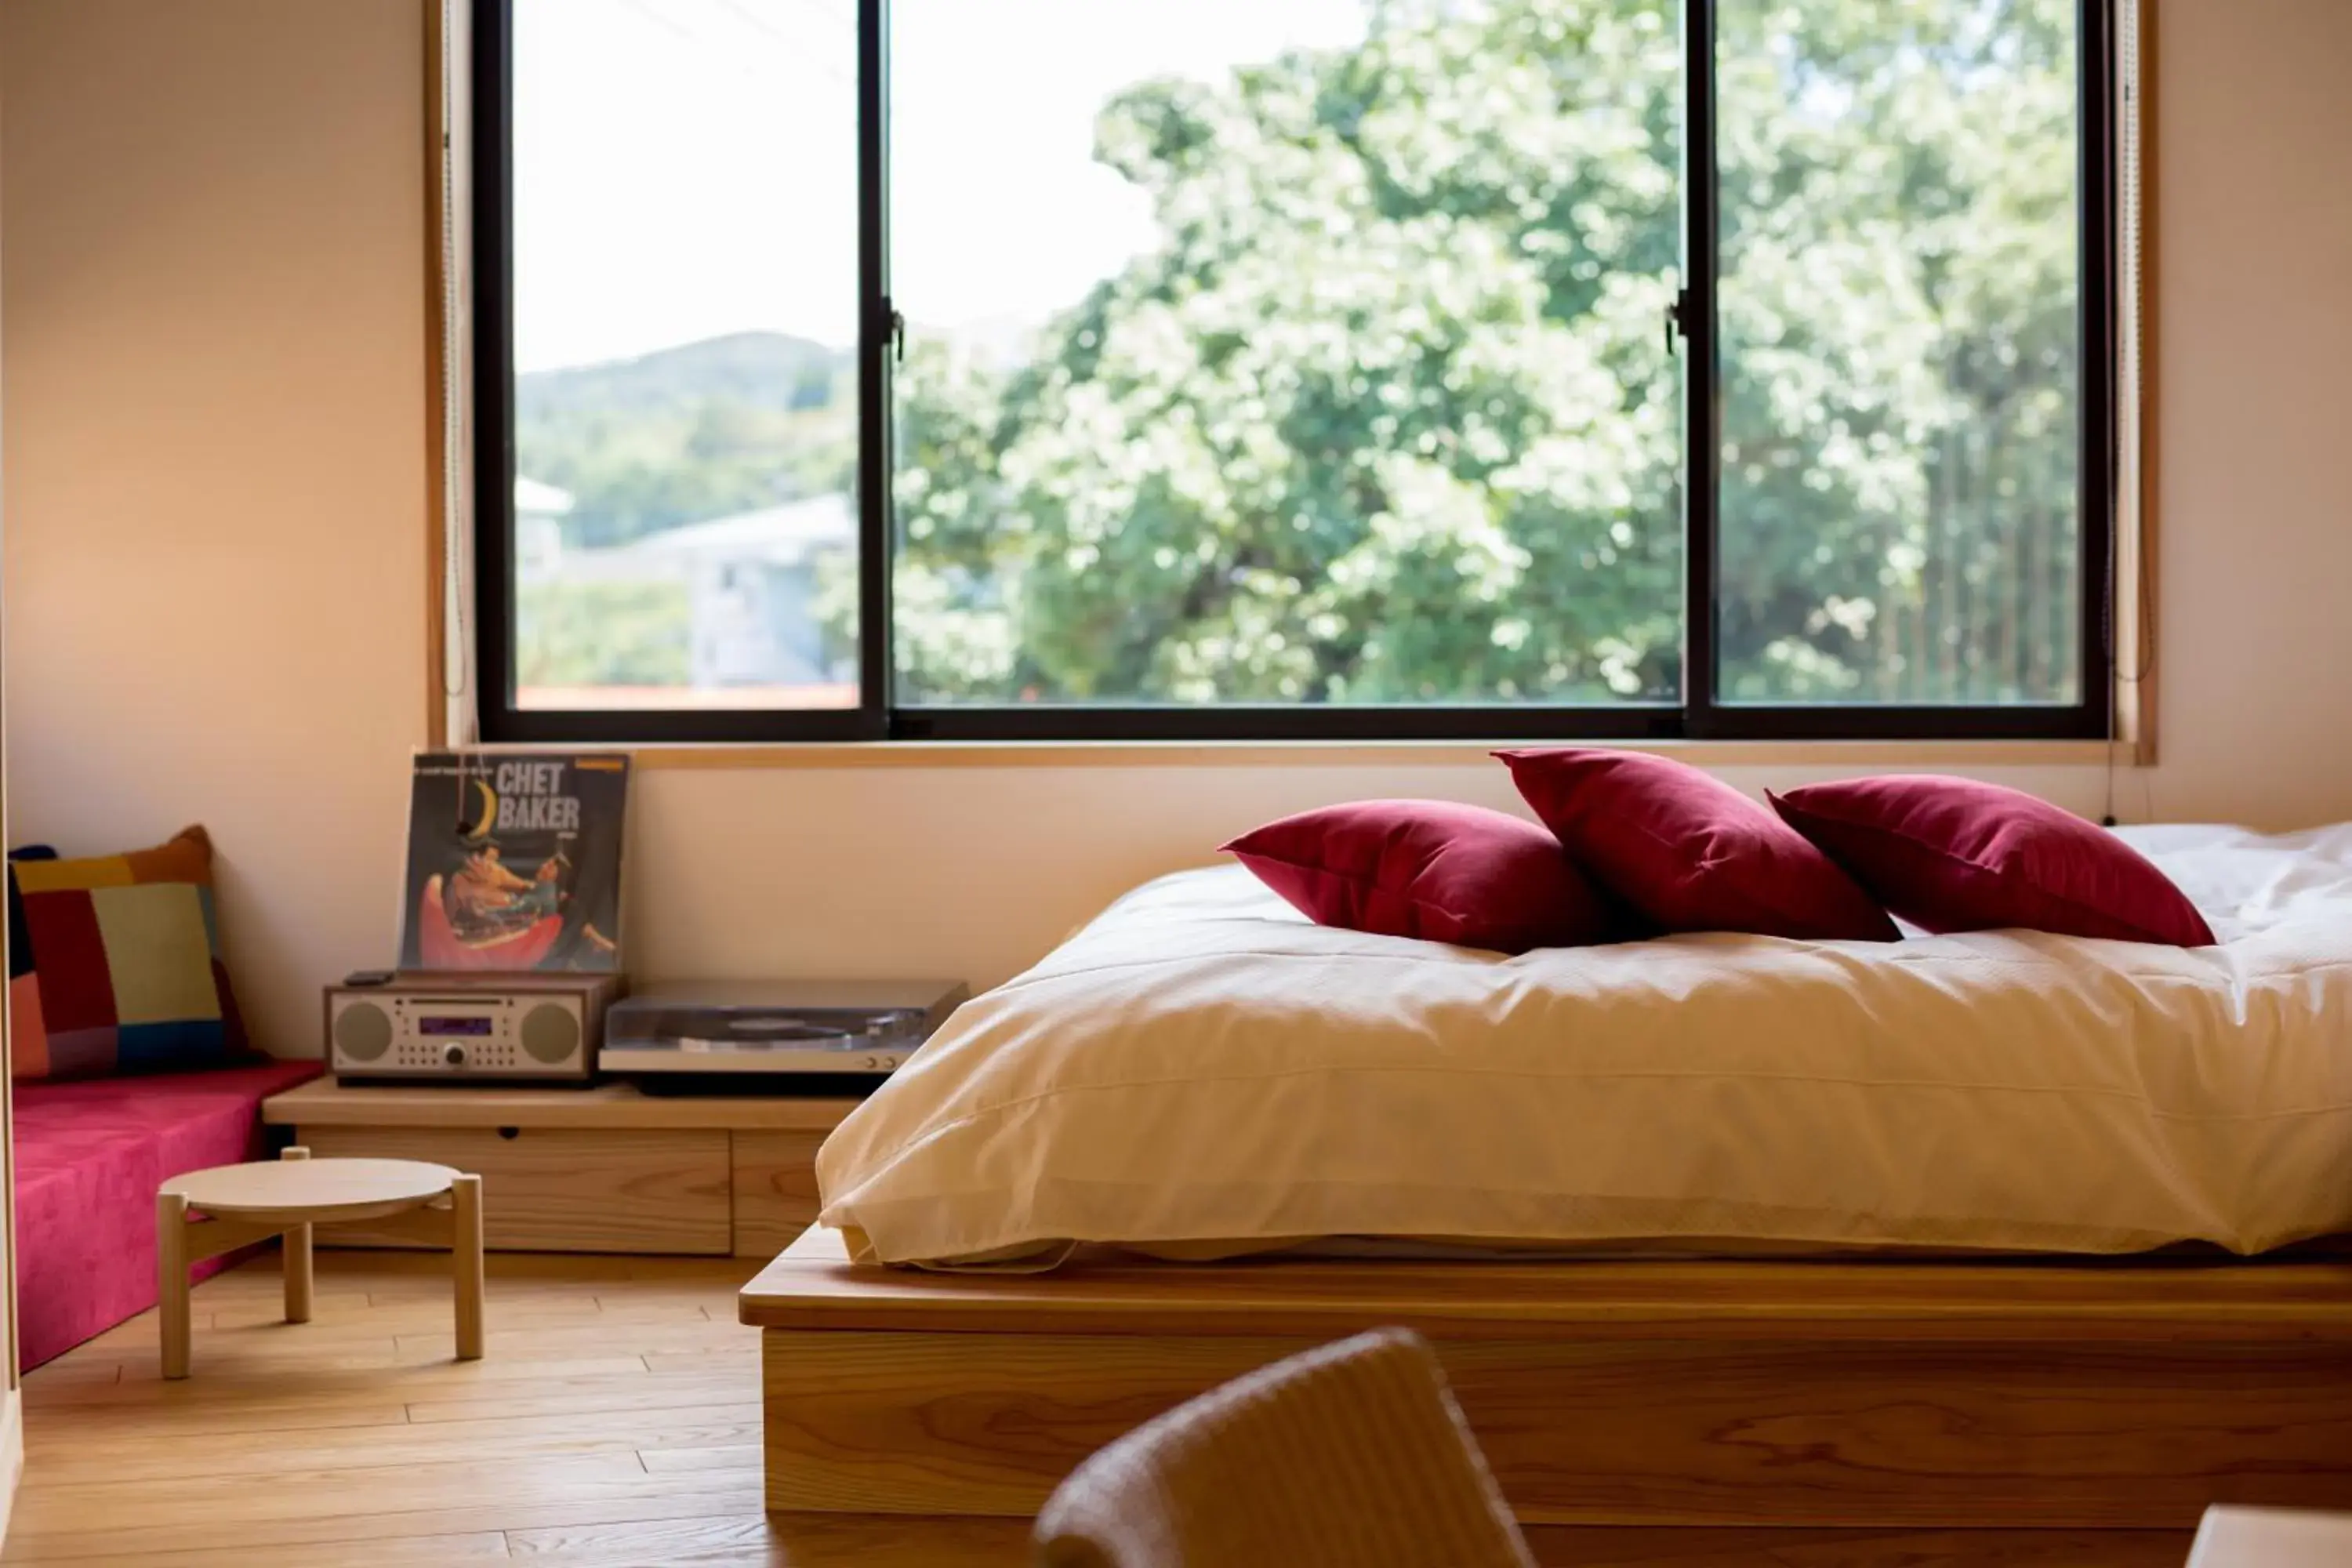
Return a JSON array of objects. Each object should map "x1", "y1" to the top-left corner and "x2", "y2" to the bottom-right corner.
[{"x1": 741, "y1": 822, "x2": 2352, "y2": 1563}]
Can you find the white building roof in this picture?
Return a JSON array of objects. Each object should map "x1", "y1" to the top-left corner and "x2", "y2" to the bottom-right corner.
[
  {"x1": 516, "y1": 476, "x2": 576, "y2": 517},
  {"x1": 613, "y1": 494, "x2": 853, "y2": 567},
  {"x1": 539, "y1": 493, "x2": 855, "y2": 585}
]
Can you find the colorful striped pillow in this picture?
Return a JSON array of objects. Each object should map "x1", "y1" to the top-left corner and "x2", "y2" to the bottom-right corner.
[{"x1": 7, "y1": 826, "x2": 251, "y2": 1080}]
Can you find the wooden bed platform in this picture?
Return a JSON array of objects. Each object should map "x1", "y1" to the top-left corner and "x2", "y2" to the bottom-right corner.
[{"x1": 741, "y1": 1226, "x2": 2352, "y2": 1564}]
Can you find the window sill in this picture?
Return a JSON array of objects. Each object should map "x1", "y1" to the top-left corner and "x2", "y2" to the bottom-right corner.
[{"x1": 613, "y1": 738, "x2": 2131, "y2": 772}]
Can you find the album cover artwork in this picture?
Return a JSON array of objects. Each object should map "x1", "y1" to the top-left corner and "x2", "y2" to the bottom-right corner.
[{"x1": 397, "y1": 752, "x2": 629, "y2": 973}]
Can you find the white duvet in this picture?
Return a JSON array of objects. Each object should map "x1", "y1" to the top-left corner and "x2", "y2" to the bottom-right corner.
[{"x1": 816, "y1": 824, "x2": 2352, "y2": 1266}]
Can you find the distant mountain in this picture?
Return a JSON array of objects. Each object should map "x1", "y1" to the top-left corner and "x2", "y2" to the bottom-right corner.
[
  {"x1": 517, "y1": 332, "x2": 849, "y2": 421},
  {"x1": 514, "y1": 332, "x2": 857, "y2": 550}
]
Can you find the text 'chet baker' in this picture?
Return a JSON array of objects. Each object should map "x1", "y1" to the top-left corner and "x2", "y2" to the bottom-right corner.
[{"x1": 492, "y1": 761, "x2": 582, "y2": 833}]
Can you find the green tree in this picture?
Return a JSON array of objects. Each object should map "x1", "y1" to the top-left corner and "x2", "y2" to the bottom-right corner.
[
  {"x1": 517, "y1": 579, "x2": 691, "y2": 691},
  {"x1": 517, "y1": 334, "x2": 855, "y2": 550},
  {"x1": 1715, "y1": 0, "x2": 2080, "y2": 702},
  {"x1": 888, "y1": 0, "x2": 2082, "y2": 710}
]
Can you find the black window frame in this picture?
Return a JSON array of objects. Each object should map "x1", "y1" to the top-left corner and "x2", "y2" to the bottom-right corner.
[{"x1": 472, "y1": 0, "x2": 2115, "y2": 746}]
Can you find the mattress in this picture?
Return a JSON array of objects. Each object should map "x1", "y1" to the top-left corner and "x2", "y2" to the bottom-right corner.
[{"x1": 816, "y1": 822, "x2": 2352, "y2": 1267}]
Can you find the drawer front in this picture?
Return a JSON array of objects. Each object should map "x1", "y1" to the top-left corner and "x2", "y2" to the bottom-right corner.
[
  {"x1": 297, "y1": 1125, "x2": 731, "y2": 1254},
  {"x1": 731, "y1": 1130, "x2": 828, "y2": 1259}
]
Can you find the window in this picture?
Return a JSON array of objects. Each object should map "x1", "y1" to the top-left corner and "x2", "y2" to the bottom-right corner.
[{"x1": 473, "y1": 0, "x2": 2111, "y2": 743}]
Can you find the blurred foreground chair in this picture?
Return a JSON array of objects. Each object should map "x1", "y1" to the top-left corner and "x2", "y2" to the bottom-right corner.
[{"x1": 1033, "y1": 1327, "x2": 1536, "y2": 1568}]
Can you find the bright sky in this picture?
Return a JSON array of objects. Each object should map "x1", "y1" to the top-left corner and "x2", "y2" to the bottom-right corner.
[{"x1": 512, "y1": 0, "x2": 1367, "y2": 373}]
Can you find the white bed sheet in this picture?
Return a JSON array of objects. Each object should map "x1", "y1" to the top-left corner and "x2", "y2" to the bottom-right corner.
[{"x1": 816, "y1": 823, "x2": 2352, "y2": 1266}]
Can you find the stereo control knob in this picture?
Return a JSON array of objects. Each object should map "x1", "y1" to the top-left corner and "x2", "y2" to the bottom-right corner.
[{"x1": 444, "y1": 1043, "x2": 468, "y2": 1068}]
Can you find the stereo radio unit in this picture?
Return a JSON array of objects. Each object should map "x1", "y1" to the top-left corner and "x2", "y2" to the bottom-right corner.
[{"x1": 326, "y1": 972, "x2": 623, "y2": 1084}]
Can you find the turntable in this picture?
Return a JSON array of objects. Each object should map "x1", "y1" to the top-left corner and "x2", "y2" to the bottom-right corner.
[{"x1": 600, "y1": 979, "x2": 968, "y2": 1094}]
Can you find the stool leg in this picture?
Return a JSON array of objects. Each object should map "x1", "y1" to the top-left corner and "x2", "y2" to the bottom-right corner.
[
  {"x1": 157, "y1": 1190, "x2": 191, "y2": 1380},
  {"x1": 281, "y1": 1146, "x2": 313, "y2": 1324},
  {"x1": 451, "y1": 1174, "x2": 485, "y2": 1360}
]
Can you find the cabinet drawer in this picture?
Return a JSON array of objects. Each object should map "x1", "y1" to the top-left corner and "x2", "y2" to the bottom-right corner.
[{"x1": 296, "y1": 1125, "x2": 731, "y2": 1254}]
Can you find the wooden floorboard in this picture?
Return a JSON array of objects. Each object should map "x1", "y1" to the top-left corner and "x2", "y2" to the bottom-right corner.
[
  {"x1": 3, "y1": 1253, "x2": 771, "y2": 1564},
  {"x1": 0, "y1": 1251, "x2": 2200, "y2": 1566}
]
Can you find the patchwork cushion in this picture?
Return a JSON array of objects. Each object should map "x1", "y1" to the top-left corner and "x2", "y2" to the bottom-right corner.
[{"x1": 8, "y1": 826, "x2": 250, "y2": 1080}]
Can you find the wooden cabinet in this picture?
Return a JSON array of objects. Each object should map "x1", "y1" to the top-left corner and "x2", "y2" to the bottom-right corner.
[
  {"x1": 298, "y1": 1124, "x2": 733, "y2": 1254},
  {"x1": 267, "y1": 1080, "x2": 854, "y2": 1259},
  {"x1": 729, "y1": 1130, "x2": 829, "y2": 1260}
]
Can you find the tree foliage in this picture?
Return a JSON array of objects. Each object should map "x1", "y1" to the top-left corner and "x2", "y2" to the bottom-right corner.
[
  {"x1": 890, "y1": 0, "x2": 2082, "y2": 707},
  {"x1": 518, "y1": 333, "x2": 851, "y2": 549},
  {"x1": 516, "y1": 0, "x2": 2085, "y2": 708},
  {"x1": 517, "y1": 579, "x2": 691, "y2": 690}
]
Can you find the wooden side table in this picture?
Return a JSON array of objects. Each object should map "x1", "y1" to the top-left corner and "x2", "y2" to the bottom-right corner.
[{"x1": 156, "y1": 1146, "x2": 484, "y2": 1378}]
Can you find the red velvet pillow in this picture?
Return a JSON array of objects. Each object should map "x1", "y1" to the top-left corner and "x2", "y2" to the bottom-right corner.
[
  {"x1": 1497, "y1": 749, "x2": 1899, "y2": 942},
  {"x1": 1221, "y1": 800, "x2": 1624, "y2": 953},
  {"x1": 1768, "y1": 776, "x2": 2216, "y2": 946}
]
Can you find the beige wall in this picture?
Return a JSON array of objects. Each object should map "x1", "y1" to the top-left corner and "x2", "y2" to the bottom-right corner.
[
  {"x1": 4, "y1": 0, "x2": 2351, "y2": 1058},
  {"x1": 2, "y1": 0, "x2": 429, "y2": 1054},
  {"x1": 1, "y1": 0, "x2": 20, "y2": 1406},
  {"x1": 2148, "y1": 0, "x2": 2352, "y2": 829}
]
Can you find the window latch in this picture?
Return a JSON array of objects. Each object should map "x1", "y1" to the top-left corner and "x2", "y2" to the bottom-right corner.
[
  {"x1": 880, "y1": 296, "x2": 906, "y2": 364},
  {"x1": 1664, "y1": 288, "x2": 1694, "y2": 355}
]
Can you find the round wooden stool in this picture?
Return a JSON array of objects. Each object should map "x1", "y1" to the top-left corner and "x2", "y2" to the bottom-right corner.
[{"x1": 157, "y1": 1147, "x2": 484, "y2": 1379}]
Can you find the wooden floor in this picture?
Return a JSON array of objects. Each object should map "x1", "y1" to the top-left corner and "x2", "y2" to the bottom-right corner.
[
  {"x1": 0, "y1": 1250, "x2": 2196, "y2": 1566},
  {"x1": 3, "y1": 1250, "x2": 799, "y2": 1566}
]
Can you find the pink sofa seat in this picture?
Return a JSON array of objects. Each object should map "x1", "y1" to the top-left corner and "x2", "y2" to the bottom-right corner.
[{"x1": 14, "y1": 1058, "x2": 325, "y2": 1370}]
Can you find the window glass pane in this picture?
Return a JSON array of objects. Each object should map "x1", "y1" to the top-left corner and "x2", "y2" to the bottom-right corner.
[
  {"x1": 509, "y1": 0, "x2": 858, "y2": 711},
  {"x1": 891, "y1": 0, "x2": 1683, "y2": 707},
  {"x1": 1715, "y1": 0, "x2": 2081, "y2": 705}
]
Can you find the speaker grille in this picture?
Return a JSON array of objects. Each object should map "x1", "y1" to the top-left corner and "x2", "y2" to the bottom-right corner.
[
  {"x1": 334, "y1": 1000, "x2": 394, "y2": 1063},
  {"x1": 519, "y1": 1003, "x2": 581, "y2": 1065}
]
